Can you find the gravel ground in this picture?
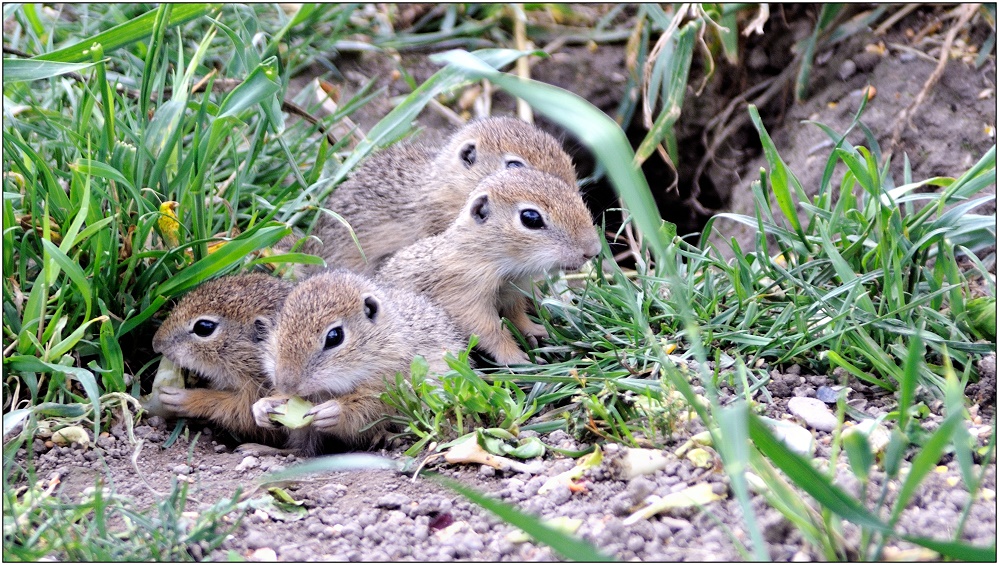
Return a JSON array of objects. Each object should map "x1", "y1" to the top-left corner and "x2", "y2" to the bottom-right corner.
[{"x1": 12, "y1": 357, "x2": 996, "y2": 561}]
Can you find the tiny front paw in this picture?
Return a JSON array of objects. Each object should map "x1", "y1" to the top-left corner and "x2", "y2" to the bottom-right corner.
[
  {"x1": 159, "y1": 386, "x2": 192, "y2": 416},
  {"x1": 252, "y1": 396, "x2": 288, "y2": 429},
  {"x1": 492, "y1": 349, "x2": 531, "y2": 366},
  {"x1": 307, "y1": 399, "x2": 342, "y2": 431},
  {"x1": 522, "y1": 321, "x2": 549, "y2": 341}
]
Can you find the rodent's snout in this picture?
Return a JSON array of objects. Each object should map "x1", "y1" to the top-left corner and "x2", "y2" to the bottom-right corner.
[{"x1": 582, "y1": 239, "x2": 601, "y2": 261}]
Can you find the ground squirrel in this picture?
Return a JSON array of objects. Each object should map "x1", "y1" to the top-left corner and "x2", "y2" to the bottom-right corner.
[
  {"x1": 252, "y1": 269, "x2": 466, "y2": 456},
  {"x1": 376, "y1": 167, "x2": 602, "y2": 366},
  {"x1": 151, "y1": 273, "x2": 293, "y2": 444},
  {"x1": 304, "y1": 116, "x2": 577, "y2": 275}
]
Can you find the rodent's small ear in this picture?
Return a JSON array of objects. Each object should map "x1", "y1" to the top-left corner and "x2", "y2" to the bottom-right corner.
[
  {"x1": 252, "y1": 317, "x2": 271, "y2": 343},
  {"x1": 470, "y1": 194, "x2": 490, "y2": 224},
  {"x1": 362, "y1": 294, "x2": 380, "y2": 322},
  {"x1": 459, "y1": 141, "x2": 477, "y2": 168}
]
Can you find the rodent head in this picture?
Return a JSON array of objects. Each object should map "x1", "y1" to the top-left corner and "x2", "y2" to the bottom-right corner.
[
  {"x1": 434, "y1": 116, "x2": 577, "y2": 190},
  {"x1": 455, "y1": 168, "x2": 602, "y2": 277},
  {"x1": 152, "y1": 273, "x2": 293, "y2": 389},
  {"x1": 265, "y1": 270, "x2": 397, "y2": 400}
]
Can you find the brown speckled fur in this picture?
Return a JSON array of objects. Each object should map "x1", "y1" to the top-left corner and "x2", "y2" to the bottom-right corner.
[
  {"x1": 151, "y1": 273, "x2": 293, "y2": 444},
  {"x1": 304, "y1": 117, "x2": 577, "y2": 276},
  {"x1": 376, "y1": 168, "x2": 601, "y2": 366},
  {"x1": 257, "y1": 270, "x2": 465, "y2": 456}
]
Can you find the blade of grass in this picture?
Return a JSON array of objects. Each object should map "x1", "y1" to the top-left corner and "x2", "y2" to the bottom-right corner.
[
  {"x1": 2, "y1": 59, "x2": 99, "y2": 82},
  {"x1": 33, "y1": 5, "x2": 213, "y2": 62}
]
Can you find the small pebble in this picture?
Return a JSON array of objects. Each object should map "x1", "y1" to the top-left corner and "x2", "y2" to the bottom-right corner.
[
  {"x1": 626, "y1": 534, "x2": 645, "y2": 552},
  {"x1": 214, "y1": 444, "x2": 227, "y2": 453},
  {"x1": 838, "y1": 59, "x2": 857, "y2": 80},
  {"x1": 788, "y1": 396, "x2": 838, "y2": 432},
  {"x1": 244, "y1": 529, "x2": 270, "y2": 550},
  {"x1": 627, "y1": 476, "x2": 656, "y2": 503},
  {"x1": 249, "y1": 548, "x2": 276, "y2": 562},
  {"x1": 545, "y1": 483, "x2": 572, "y2": 506},
  {"x1": 362, "y1": 524, "x2": 384, "y2": 543},
  {"x1": 172, "y1": 464, "x2": 191, "y2": 475},
  {"x1": 357, "y1": 511, "x2": 378, "y2": 527},
  {"x1": 235, "y1": 456, "x2": 260, "y2": 471}
]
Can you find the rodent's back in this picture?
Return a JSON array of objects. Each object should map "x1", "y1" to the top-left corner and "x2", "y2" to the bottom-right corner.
[
  {"x1": 305, "y1": 117, "x2": 578, "y2": 275},
  {"x1": 304, "y1": 142, "x2": 438, "y2": 274}
]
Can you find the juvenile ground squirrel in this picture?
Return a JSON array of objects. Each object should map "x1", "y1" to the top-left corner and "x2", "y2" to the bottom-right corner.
[
  {"x1": 304, "y1": 116, "x2": 577, "y2": 275},
  {"x1": 151, "y1": 273, "x2": 292, "y2": 444},
  {"x1": 376, "y1": 167, "x2": 601, "y2": 366},
  {"x1": 253, "y1": 269, "x2": 466, "y2": 456}
]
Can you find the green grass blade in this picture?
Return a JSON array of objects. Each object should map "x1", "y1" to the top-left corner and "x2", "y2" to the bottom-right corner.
[
  {"x1": 71, "y1": 158, "x2": 135, "y2": 194},
  {"x1": 154, "y1": 224, "x2": 290, "y2": 297},
  {"x1": 748, "y1": 413, "x2": 889, "y2": 532},
  {"x1": 635, "y1": 21, "x2": 698, "y2": 166},
  {"x1": 747, "y1": 105, "x2": 809, "y2": 247},
  {"x1": 217, "y1": 56, "x2": 282, "y2": 119},
  {"x1": 716, "y1": 401, "x2": 771, "y2": 560},
  {"x1": 98, "y1": 318, "x2": 126, "y2": 393},
  {"x1": 259, "y1": 454, "x2": 403, "y2": 483},
  {"x1": 40, "y1": 239, "x2": 92, "y2": 321},
  {"x1": 899, "y1": 535, "x2": 996, "y2": 562},
  {"x1": 2, "y1": 59, "x2": 99, "y2": 82},
  {"x1": 6, "y1": 355, "x2": 102, "y2": 438},
  {"x1": 897, "y1": 325, "x2": 922, "y2": 432},
  {"x1": 795, "y1": 4, "x2": 842, "y2": 101},
  {"x1": 33, "y1": 5, "x2": 213, "y2": 62}
]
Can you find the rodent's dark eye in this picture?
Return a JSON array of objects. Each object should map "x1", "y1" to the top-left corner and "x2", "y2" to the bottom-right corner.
[
  {"x1": 324, "y1": 326, "x2": 345, "y2": 350},
  {"x1": 192, "y1": 319, "x2": 217, "y2": 338},
  {"x1": 505, "y1": 158, "x2": 525, "y2": 169},
  {"x1": 520, "y1": 209, "x2": 545, "y2": 229}
]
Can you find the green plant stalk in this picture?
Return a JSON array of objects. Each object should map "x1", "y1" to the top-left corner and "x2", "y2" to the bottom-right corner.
[{"x1": 33, "y1": 4, "x2": 213, "y2": 62}]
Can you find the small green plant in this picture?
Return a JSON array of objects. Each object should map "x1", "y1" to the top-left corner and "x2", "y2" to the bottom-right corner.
[{"x1": 382, "y1": 342, "x2": 539, "y2": 455}]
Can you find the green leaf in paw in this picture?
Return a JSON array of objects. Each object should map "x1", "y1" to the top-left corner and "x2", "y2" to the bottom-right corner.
[{"x1": 269, "y1": 396, "x2": 315, "y2": 429}]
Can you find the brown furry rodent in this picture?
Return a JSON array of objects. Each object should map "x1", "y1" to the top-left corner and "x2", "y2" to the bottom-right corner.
[
  {"x1": 376, "y1": 167, "x2": 601, "y2": 366},
  {"x1": 151, "y1": 273, "x2": 293, "y2": 445},
  {"x1": 252, "y1": 269, "x2": 466, "y2": 456},
  {"x1": 303, "y1": 116, "x2": 577, "y2": 275}
]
